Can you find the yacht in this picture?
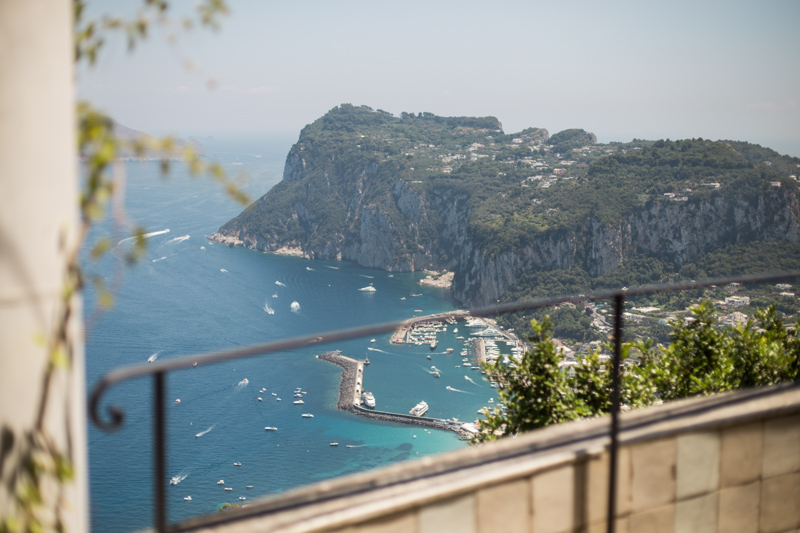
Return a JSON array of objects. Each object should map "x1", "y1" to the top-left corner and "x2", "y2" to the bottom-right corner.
[
  {"x1": 301, "y1": 413, "x2": 314, "y2": 418},
  {"x1": 264, "y1": 426, "x2": 277, "y2": 431},
  {"x1": 370, "y1": 338, "x2": 376, "y2": 343},
  {"x1": 358, "y1": 285, "x2": 377, "y2": 292},
  {"x1": 217, "y1": 480, "x2": 225, "y2": 485},
  {"x1": 233, "y1": 462, "x2": 242, "y2": 466},
  {"x1": 293, "y1": 400, "x2": 304, "y2": 405},
  {"x1": 445, "y1": 348, "x2": 454, "y2": 353},
  {"x1": 224, "y1": 487, "x2": 233, "y2": 492},
  {"x1": 184, "y1": 496, "x2": 192, "y2": 501},
  {"x1": 409, "y1": 401, "x2": 429, "y2": 417},
  {"x1": 257, "y1": 397, "x2": 262, "y2": 402},
  {"x1": 362, "y1": 391, "x2": 376, "y2": 408}
]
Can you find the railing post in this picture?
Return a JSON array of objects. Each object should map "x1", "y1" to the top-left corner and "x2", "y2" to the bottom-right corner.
[
  {"x1": 607, "y1": 293, "x2": 624, "y2": 533},
  {"x1": 155, "y1": 372, "x2": 167, "y2": 532}
]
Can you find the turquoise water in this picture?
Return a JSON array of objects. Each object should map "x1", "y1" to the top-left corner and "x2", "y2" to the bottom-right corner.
[{"x1": 84, "y1": 138, "x2": 497, "y2": 531}]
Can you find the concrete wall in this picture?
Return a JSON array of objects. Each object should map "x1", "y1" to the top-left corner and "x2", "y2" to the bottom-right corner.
[
  {"x1": 0, "y1": 1, "x2": 86, "y2": 531},
  {"x1": 190, "y1": 386, "x2": 800, "y2": 533}
]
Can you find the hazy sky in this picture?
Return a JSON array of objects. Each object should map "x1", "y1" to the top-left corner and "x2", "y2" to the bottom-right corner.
[{"x1": 79, "y1": 0, "x2": 800, "y2": 156}]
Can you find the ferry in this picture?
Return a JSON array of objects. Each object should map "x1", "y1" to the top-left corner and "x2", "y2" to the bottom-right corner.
[
  {"x1": 409, "y1": 401, "x2": 429, "y2": 417},
  {"x1": 362, "y1": 391, "x2": 376, "y2": 408}
]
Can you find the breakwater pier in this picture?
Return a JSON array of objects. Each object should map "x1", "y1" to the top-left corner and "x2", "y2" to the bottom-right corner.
[{"x1": 317, "y1": 351, "x2": 473, "y2": 438}]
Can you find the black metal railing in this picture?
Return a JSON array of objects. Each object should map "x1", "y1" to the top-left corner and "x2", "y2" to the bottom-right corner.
[{"x1": 89, "y1": 271, "x2": 800, "y2": 532}]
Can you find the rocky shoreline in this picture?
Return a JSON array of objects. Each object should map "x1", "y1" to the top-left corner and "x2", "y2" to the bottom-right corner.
[
  {"x1": 317, "y1": 351, "x2": 471, "y2": 437},
  {"x1": 419, "y1": 270, "x2": 454, "y2": 290}
]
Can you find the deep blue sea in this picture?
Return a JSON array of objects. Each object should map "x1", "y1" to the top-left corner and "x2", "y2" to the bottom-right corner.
[{"x1": 84, "y1": 137, "x2": 500, "y2": 531}]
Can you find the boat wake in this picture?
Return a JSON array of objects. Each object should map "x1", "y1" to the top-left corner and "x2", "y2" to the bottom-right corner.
[
  {"x1": 325, "y1": 266, "x2": 339, "y2": 270},
  {"x1": 235, "y1": 378, "x2": 249, "y2": 390},
  {"x1": 290, "y1": 301, "x2": 300, "y2": 313},
  {"x1": 166, "y1": 234, "x2": 190, "y2": 244},
  {"x1": 117, "y1": 228, "x2": 170, "y2": 246},
  {"x1": 147, "y1": 352, "x2": 159, "y2": 363},
  {"x1": 275, "y1": 281, "x2": 286, "y2": 287},
  {"x1": 263, "y1": 303, "x2": 275, "y2": 315},
  {"x1": 195, "y1": 425, "x2": 215, "y2": 438},
  {"x1": 170, "y1": 471, "x2": 189, "y2": 485},
  {"x1": 306, "y1": 266, "x2": 315, "y2": 271},
  {"x1": 464, "y1": 376, "x2": 478, "y2": 385},
  {"x1": 446, "y1": 386, "x2": 468, "y2": 393},
  {"x1": 359, "y1": 274, "x2": 374, "y2": 279},
  {"x1": 367, "y1": 347, "x2": 391, "y2": 354},
  {"x1": 220, "y1": 268, "x2": 228, "y2": 273},
  {"x1": 152, "y1": 257, "x2": 167, "y2": 263}
]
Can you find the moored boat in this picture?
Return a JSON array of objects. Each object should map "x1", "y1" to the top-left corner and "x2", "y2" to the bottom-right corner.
[
  {"x1": 362, "y1": 391, "x2": 376, "y2": 408},
  {"x1": 409, "y1": 401, "x2": 429, "y2": 417}
]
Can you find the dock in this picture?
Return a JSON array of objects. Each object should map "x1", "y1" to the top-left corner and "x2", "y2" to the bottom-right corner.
[{"x1": 317, "y1": 351, "x2": 473, "y2": 437}]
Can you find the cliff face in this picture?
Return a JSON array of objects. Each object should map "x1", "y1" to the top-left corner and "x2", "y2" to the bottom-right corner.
[
  {"x1": 213, "y1": 105, "x2": 800, "y2": 308},
  {"x1": 452, "y1": 191, "x2": 800, "y2": 305}
]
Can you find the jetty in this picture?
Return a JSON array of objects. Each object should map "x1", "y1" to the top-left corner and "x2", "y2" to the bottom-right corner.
[{"x1": 317, "y1": 351, "x2": 473, "y2": 437}]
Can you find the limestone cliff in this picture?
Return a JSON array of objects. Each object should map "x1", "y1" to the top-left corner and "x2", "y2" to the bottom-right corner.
[{"x1": 213, "y1": 105, "x2": 800, "y2": 307}]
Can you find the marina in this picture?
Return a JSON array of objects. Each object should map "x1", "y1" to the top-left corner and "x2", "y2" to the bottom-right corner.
[{"x1": 317, "y1": 351, "x2": 475, "y2": 437}]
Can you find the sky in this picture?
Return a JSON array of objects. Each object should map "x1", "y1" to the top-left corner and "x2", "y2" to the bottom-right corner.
[{"x1": 79, "y1": 0, "x2": 800, "y2": 156}]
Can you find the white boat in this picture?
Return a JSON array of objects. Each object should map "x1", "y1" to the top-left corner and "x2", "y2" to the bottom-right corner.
[
  {"x1": 409, "y1": 401, "x2": 429, "y2": 417},
  {"x1": 301, "y1": 413, "x2": 314, "y2": 418},
  {"x1": 276, "y1": 398, "x2": 281, "y2": 401},
  {"x1": 293, "y1": 400, "x2": 304, "y2": 405},
  {"x1": 239, "y1": 497, "x2": 246, "y2": 501},
  {"x1": 257, "y1": 397, "x2": 262, "y2": 402},
  {"x1": 175, "y1": 398, "x2": 180, "y2": 404},
  {"x1": 264, "y1": 426, "x2": 277, "y2": 431},
  {"x1": 147, "y1": 353, "x2": 158, "y2": 363},
  {"x1": 224, "y1": 487, "x2": 233, "y2": 491},
  {"x1": 453, "y1": 328, "x2": 458, "y2": 333},
  {"x1": 217, "y1": 480, "x2": 224, "y2": 485},
  {"x1": 246, "y1": 485, "x2": 253, "y2": 489},
  {"x1": 233, "y1": 462, "x2": 242, "y2": 466},
  {"x1": 362, "y1": 391, "x2": 376, "y2": 408},
  {"x1": 358, "y1": 285, "x2": 377, "y2": 292},
  {"x1": 184, "y1": 496, "x2": 192, "y2": 501},
  {"x1": 430, "y1": 339, "x2": 437, "y2": 350},
  {"x1": 271, "y1": 392, "x2": 277, "y2": 396},
  {"x1": 370, "y1": 338, "x2": 376, "y2": 343},
  {"x1": 330, "y1": 442, "x2": 339, "y2": 446},
  {"x1": 445, "y1": 348, "x2": 454, "y2": 353}
]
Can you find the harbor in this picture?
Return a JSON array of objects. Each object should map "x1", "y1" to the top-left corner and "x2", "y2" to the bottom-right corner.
[{"x1": 317, "y1": 351, "x2": 475, "y2": 438}]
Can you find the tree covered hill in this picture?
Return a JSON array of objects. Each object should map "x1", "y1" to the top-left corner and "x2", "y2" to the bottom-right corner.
[{"x1": 215, "y1": 104, "x2": 800, "y2": 307}]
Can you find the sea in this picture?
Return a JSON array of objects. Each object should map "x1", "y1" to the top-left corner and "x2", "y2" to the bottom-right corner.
[{"x1": 84, "y1": 136, "x2": 503, "y2": 531}]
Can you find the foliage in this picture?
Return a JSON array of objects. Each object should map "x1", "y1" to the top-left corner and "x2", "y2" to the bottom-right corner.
[
  {"x1": 475, "y1": 318, "x2": 577, "y2": 441},
  {"x1": 474, "y1": 302, "x2": 800, "y2": 443},
  {"x1": 548, "y1": 128, "x2": 596, "y2": 153}
]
